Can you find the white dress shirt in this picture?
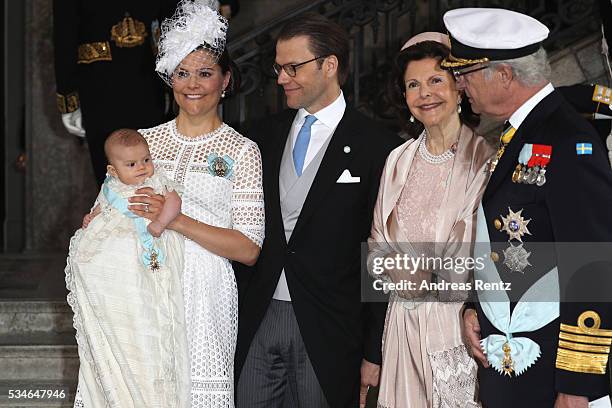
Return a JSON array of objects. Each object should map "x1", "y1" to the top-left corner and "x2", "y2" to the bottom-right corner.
[
  {"x1": 273, "y1": 92, "x2": 347, "y2": 301},
  {"x1": 508, "y1": 82, "x2": 554, "y2": 130},
  {"x1": 289, "y1": 91, "x2": 347, "y2": 171}
]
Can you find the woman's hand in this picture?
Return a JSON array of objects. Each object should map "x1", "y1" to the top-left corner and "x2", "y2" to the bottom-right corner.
[{"x1": 128, "y1": 187, "x2": 166, "y2": 222}]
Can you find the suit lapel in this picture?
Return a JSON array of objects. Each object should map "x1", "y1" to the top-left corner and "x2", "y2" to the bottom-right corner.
[
  {"x1": 289, "y1": 109, "x2": 357, "y2": 241},
  {"x1": 483, "y1": 90, "x2": 562, "y2": 201}
]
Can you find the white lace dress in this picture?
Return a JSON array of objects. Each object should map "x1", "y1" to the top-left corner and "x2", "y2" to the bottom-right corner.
[{"x1": 140, "y1": 119, "x2": 265, "y2": 407}]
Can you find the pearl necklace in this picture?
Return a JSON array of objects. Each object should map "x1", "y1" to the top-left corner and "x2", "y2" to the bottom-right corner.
[{"x1": 418, "y1": 132, "x2": 456, "y2": 164}]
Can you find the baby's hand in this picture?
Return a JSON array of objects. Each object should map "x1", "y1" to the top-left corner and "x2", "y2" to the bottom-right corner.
[
  {"x1": 147, "y1": 221, "x2": 164, "y2": 238},
  {"x1": 82, "y1": 205, "x2": 101, "y2": 229}
]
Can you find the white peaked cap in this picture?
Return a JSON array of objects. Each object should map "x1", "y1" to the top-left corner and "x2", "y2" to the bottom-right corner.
[{"x1": 441, "y1": 8, "x2": 549, "y2": 68}]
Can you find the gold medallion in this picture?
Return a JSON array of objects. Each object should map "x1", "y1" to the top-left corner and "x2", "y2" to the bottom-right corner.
[
  {"x1": 511, "y1": 164, "x2": 522, "y2": 183},
  {"x1": 149, "y1": 251, "x2": 160, "y2": 272},
  {"x1": 501, "y1": 342, "x2": 514, "y2": 376}
]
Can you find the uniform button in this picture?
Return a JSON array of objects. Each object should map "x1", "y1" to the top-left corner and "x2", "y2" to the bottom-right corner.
[
  {"x1": 490, "y1": 251, "x2": 499, "y2": 262},
  {"x1": 494, "y1": 219, "x2": 502, "y2": 230}
]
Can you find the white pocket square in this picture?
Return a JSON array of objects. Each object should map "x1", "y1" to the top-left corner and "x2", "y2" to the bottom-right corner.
[{"x1": 336, "y1": 169, "x2": 360, "y2": 183}]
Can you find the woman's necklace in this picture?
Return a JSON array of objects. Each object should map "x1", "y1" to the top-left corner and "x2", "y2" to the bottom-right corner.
[
  {"x1": 172, "y1": 118, "x2": 226, "y2": 142},
  {"x1": 418, "y1": 131, "x2": 457, "y2": 164}
]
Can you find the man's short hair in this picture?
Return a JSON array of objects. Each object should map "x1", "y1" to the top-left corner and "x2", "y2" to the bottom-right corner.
[
  {"x1": 485, "y1": 47, "x2": 550, "y2": 87},
  {"x1": 277, "y1": 12, "x2": 350, "y2": 85},
  {"x1": 104, "y1": 128, "x2": 148, "y2": 162}
]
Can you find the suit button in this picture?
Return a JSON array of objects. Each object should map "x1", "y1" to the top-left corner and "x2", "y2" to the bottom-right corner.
[
  {"x1": 494, "y1": 219, "x2": 502, "y2": 230},
  {"x1": 490, "y1": 251, "x2": 499, "y2": 262}
]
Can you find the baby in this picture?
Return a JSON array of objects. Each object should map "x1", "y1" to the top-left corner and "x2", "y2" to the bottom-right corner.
[
  {"x1": 83, "y1": 128, "x2": 180, "y2": 237},
  {"x1": 67, "y1": 128, "x2": 191, "y2": 407}
]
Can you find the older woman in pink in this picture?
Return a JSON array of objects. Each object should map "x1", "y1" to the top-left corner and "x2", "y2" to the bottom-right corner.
[{"x1": 369, "y1": 33, "x2": 494, "y2": 407}]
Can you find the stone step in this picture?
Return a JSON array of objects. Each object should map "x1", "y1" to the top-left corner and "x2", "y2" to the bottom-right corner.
[
  {"x1": 0, "y1": 300, "x2": 74, "y2": 338},
  {"x1": 0, "y1": 341, "x2": 78, "y2": 382},
  {"x1": 0, "y1": 381, "x2": 75, "y2": 407},
  {"x1": 0, "y1": 254, "x2": 68, "y2": 299}
]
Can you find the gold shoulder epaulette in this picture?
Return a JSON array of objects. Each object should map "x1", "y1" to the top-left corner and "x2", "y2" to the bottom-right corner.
[
  {"x1": 592, "y1": 85, "x2": 612, "y2": 105},
  {"x1": 556, "y1": 311, "x2": 612, "y2": 375}
]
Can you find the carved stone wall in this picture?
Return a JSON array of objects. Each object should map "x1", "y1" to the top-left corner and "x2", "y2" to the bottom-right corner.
[{"x1": 24, "y1": 0, "x2": 97, "y2": 252}]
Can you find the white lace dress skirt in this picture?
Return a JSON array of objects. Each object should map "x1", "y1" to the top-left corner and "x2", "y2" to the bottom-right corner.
[
  {"x1": 182, "y1": 240, "x2": 237, "y2": 407},
  {"x1": 66, "y1": 175, "x2": 191, "y2": 408},
  {"x1": 177, "y1": 172, "x2": 238, "y2": 407}
]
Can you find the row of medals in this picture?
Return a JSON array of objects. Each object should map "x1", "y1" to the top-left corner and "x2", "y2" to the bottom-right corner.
[{"x1": 512, "y1": 163, "x2": 547, "y2": 186}]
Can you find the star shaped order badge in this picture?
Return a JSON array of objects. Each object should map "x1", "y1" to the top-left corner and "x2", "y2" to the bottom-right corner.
[
  {"x1": 501, "y1": 207, "x2": 531, "y2": 242},
  {"x1": 503, "y1": 243, "x2": 532, "y2": 274}
]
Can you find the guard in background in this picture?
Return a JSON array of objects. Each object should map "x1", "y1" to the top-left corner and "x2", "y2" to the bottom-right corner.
[
  {"x1": 53, "y1": 0, "x2": 178, "y2": 185},
  {"x1": 558, "y1": 84, "x2": 612, "y2": 147}
]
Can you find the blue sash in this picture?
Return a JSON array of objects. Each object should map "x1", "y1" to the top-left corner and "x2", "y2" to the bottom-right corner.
[
  {"x1": 474, "y1": 204, "x2": 558, "y2": 376},
  {"x1": 102, "y1": 177, "x2": 165, "y2": 269}
]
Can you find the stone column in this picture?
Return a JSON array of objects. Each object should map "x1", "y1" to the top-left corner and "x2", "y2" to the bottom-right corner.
[{"x1": 24, "y1": 0, "x2": 97, "y2": 253}]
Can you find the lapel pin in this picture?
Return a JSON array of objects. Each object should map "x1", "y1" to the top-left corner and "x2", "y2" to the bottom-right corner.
[{"x1": 343, "y1": 146, "x2": 351, "y2": 153}]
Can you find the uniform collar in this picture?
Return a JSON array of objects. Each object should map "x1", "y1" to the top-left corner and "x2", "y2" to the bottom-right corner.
[{"x1": 508, "y1": 82, "x2": 554, "y2": 130}]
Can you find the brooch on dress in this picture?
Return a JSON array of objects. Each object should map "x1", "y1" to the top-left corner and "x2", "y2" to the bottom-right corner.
[{"x1": 207, "y1": 153, "x2": 234, "y2": 179}]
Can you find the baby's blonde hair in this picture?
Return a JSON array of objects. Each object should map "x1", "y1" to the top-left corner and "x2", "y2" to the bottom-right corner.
[{"x1": 104, "y1": 129, "x2": 149, "y2": 163}]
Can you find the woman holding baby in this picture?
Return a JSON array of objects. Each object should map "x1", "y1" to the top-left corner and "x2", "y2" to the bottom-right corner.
[
  {"x1": 133, "y1": 2, "x2": 264, "y2": 407},
  {"x1": 69, "y1": 1, "x2": 263, "y2": 407}
]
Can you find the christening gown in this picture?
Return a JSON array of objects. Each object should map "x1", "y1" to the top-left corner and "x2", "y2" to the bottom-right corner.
[
  {"x1": 140, "y1": 119, "x2": 265, "y2": 407},
  {"x1": 66, "y1": 169, "x2": 191, "y2": 408}
]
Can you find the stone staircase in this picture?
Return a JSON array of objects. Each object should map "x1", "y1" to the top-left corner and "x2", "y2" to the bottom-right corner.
[{"x1": 0, "y1": 300, "x2": 77, "y2": 407}]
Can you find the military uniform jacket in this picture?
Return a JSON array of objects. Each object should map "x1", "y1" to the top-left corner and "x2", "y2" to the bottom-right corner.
[
  {"x1": 52, "y1": 0, "x2": 176, "y2": 122},
  {"x1": 476, "y1": 89, "x2": 612, "y2": 407}
]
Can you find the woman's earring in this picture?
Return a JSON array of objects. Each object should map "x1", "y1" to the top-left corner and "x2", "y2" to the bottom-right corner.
[
  {"x1": 409, "y1": 115, "x2": 415, "y2": 123},
  {"x1": 457, "y1": 104, "x2": 462, "y2": 114},
  {"x1": 221, "y1": 90, "x2": 226, "y2": 98}
]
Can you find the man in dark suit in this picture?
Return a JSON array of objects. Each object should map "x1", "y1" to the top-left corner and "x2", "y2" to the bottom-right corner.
[
  {"x1": 53, "y1": 0, "x2": 177, "y2": 185},
  {"x1": 235, "y1": 12, "x2": 402, "y2": 408},
  {"x1": 441, "y1": 8, "x2": 612, "y2": 408}
]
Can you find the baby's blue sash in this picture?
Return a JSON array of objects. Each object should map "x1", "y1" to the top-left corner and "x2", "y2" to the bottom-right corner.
[{"x1": 102, "y1": 178, "x2": 165, "y2": 269}]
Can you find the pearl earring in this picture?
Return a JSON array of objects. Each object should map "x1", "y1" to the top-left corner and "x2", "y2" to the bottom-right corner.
[
  {"x1": 221, "y1": 90, "x2": 226, "y2": 98},
  {"x1": 409, "y1": 115, "x2": 415, "y2": 123},
  {"x1": 457, "y1": 104, "x2": 462, "y2": 113}
]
